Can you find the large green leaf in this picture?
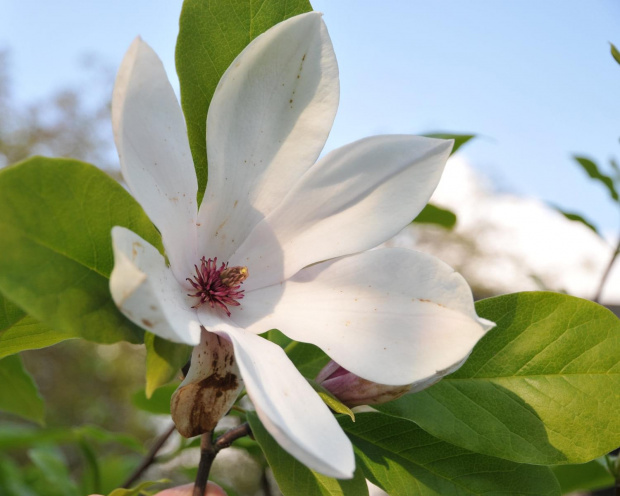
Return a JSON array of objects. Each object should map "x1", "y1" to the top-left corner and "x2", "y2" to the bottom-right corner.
[
  {"x1": 378, "y1": 292, "x2": 620, "y2": 465},
  {"x1": 551, "y1": 460, "x2": 615, "y2": 494},
  {"x1": 144, "y1": 333, "x2": 190, "y2": 397},
  {"x1": 176, "y1": 0, "x2": 313, "y2": 200},
  {"x1": 573, "y1": 155, "x2": 619, "y2": 202},
  {"x1": 412, "y1": 203, "x2": 457, "y2": 229},
  {"x1": 343, "y1": 413, "x2": 560, "y2": 496},
  {"x1": 247, "y1": 412, "x2": 368, "y2": 496},
  {"x1": 0, "y1": 293, "x2": 71, "y2": 359},
  {"x1": 0, "y1": 354, "x2": 45, "y2": 424},
  {"x1": 0, "y1": 157, "x2": 163, "y2": 345}
]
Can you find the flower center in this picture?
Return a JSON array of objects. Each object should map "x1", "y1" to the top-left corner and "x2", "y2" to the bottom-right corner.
[{"x1": 186, "y1": 257, "x2": 249, "y2": 316}]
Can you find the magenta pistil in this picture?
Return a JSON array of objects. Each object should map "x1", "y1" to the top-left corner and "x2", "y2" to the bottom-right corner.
[{"x1": 187, "y1": 257, "x2": 248, "y2": 316}]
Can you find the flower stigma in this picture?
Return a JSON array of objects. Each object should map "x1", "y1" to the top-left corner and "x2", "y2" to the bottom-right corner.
[{"x1": 186, "y1": 257, "x2": 249, "y2": 316}]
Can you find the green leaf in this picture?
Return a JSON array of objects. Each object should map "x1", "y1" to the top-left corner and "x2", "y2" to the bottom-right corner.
[
  {"x1": 423, "y1": 133, "x2": 475, "y2": 155},
  {"x1": 0, "y1": 455, "x2": 37, "y2": 496},
  {"x1": 574, "y1": 155, "x2": 619, "y2": 201},
  {"x1": 28, "y1": 447, "x2": 80, "y2": 496},
  {"x1": 132, "y1": 383, "x2": 178, "y2": 415},
  {"x1": 611, "y1": 42, "x2": 620, "y2": 66},
  {"x1": 0, "y1": 293, "x2": 71, "y2": 359},
  {"x1": 551, "y1": 206, "x2": 600, "y2": 235},
  {"x1": 0, "y1": 157, "x2": 163, "y2": 345},
  {"x1": 551, "y1": 460, "x2": 615, "y2": 494},
  {"x1": 412, "y1": 203, "x2": 457, "y2": 229},
  {"x1": 144, "y1": 333, "x2": 190, "y2": 397},
  {"x1": 0, "y1": 354, "x2": 45, "y2": 424},
  {"x1": 307, "y1": 380, "x2": 355, "y2": 422},
  {"x1": 176, "y1": 0, "x2": 313, "y2": 201},
  {"x1": 247, "y1": 412, "x2": 368, "y2": 496},
  {"x1": 108, "y1": 479, "x2": 169, "y2": 496},
  {"x1": 343, "y1": 412, "x2": 560, "y2": 496},
  {"x1": 266, "y1": 330, "x2": 330, "y2": 378},
  {"x1": 377, "y1": 292, "x2": 620, "y2": 465},
  {"x1": 285, "y1": 341, "x2": 330, "y2": 378}
]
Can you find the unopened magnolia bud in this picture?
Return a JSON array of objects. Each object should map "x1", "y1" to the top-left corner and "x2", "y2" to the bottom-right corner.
[
  {"x1": 316, "y1": 360, "x2": 410, "y2": 407},
  {"x1": 171, "y1": 329, "x2": 244, "y2": 437}
]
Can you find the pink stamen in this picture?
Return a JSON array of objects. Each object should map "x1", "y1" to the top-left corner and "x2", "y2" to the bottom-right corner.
[{"x1": 186, "y1": 257, "x2": 247, "y2": 316}]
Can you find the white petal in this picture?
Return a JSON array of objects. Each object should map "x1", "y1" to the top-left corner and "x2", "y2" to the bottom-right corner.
[
  {"x1": 112, "y1": 38, "x2": 198, "y2": 281},
  {"x1": 231, "y1": 248, "x2": 494, "y2": 386},
  {"x1": 197, "y1": 12, "x2": 339, "y2": 262},
  {"x1": 196, "y1": 312, "x2": 354, "y2": 479},
  {"x1": 231, "y1": 135, "x2": 452, "y2": 290},
  {"x1": 110, "y1": 226, "x2": 201, "y2": 345}
]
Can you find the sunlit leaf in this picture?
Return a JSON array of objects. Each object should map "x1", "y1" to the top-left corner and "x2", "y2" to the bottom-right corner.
[
  {"x1": 412, "y1": 203, "x2": 457, "y2": 229},
  {"x1": 573, "y1": 155, "x2": 619, "y2": 202},
  {"x1": 0, "y1": 354, "x2": 45, "y2": 424},
  {"x1": 423, "y1": 133, "x2": 475, "y2": 155},
  {"x1": 307, "y1": 380, "x2": 355, "y2": 422},
  {"x1": 378, "y1": 292, "x2": 620, "y2": 465},
  {"x1": 343, "y1": 412, "x2": 560, "y2": 496},
  {"x1": 144, "y1": 333, "x2": 190, "y2": 398},
  {"x1": 176, "y1": 0, "x2": 313, "y2": 201},
  {"x1": 247, "y1": 412, "x2": 368, "y2": 496},
  {"x1": 0, "y1": 293, "x2": 71, "y2": 359},
  {"x1": 0, "y1": 157, "x2": 163, "y2": 345}
]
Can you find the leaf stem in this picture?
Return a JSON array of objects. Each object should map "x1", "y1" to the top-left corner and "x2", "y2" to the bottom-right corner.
[
  {"x1": 594, "y1": 235, "x2": 620, "y2": 303},
  {"x1": 122, "y1": 423, "x2": 176, "y2": 488}
]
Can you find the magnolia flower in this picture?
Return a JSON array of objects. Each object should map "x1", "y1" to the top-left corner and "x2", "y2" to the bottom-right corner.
[{"x1": 109, "y1": 12, "x2": 493, "y2": 479}]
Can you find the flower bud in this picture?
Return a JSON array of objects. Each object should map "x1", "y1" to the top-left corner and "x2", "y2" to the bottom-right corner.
[
  {"x1": 315, "y1": 360, "x2": 411, "y2": 407},
  {"x1": 171, "y1": 329, "x2": 244, "y2": 437}
]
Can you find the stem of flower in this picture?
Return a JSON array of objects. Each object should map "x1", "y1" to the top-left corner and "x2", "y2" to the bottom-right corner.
[
  {"x1": 121, "y1": 423, "x2": 177, "y2": 488},
  {"x1": 593, "y1": 235, "x2": 620, "y2": 303},
  {"x1": 194, "y1": 432, "x2": 216, "y2": 496},
  {"x1": 192, "y1": 423, "x2": 253, "y2": 495}
]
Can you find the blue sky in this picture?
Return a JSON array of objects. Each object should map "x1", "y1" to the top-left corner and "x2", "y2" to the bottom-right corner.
[{"x1": 2, "y1": 0, "x2": 619, "y2": 235}]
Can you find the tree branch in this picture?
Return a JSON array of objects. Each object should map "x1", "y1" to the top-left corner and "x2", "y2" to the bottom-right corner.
[
  {"x1": 594, "y1": 236, "x2": 620, "y2": 303},
  {"x1": 122, "y1": 423, "x2": 177, "y2": 488}
]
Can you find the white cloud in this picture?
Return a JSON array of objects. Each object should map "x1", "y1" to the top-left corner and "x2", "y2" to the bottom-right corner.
[{"x1": 386, "y1": 157, "x2": 620, "y2": 304}]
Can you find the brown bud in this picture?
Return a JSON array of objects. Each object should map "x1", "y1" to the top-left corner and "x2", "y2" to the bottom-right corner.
[{"x1": 171, "y1": 329, "x2": 243, "y2": 437}]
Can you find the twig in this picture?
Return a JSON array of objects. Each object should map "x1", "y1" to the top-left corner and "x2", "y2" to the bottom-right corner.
[
  {"x1": 192, "y1": 423, "x2": 253, "y2": 495},
  {"x1": 122, "y1": 423, "x2": 177, "y2": 488},
  {"x1": 214, "y1": 422, "x2": 252, "y2": 450},
  {"x1": 594, "y1": 236, "x2": 620, "y2": 303},
  {"x1": 194, "y1": 432, "x2": 216, "y2": 496}
]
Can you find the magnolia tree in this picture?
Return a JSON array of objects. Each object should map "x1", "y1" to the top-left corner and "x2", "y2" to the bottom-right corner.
[{"x1": 0, "y1": 2, "x2": 619, "y2": 496}]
